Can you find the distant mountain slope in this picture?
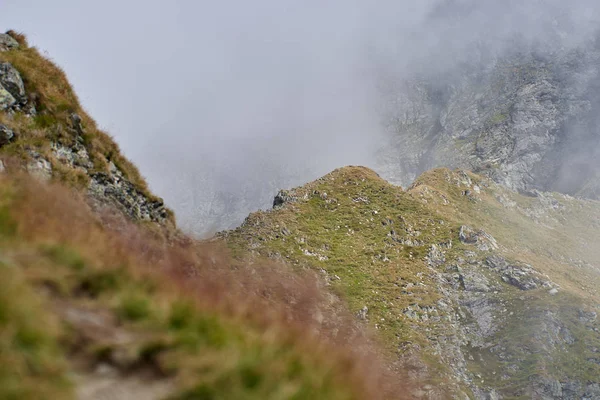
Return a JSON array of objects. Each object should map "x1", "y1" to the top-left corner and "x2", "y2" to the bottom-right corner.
[
  {"x1": 222, "y1": 166, "x2": 600, "y2": 399},
  {"x1": 379, "y1": 34, "x2": 600, "y2": 201}
]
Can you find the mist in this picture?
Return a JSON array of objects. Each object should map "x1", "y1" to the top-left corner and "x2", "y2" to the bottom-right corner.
[{"x1": 2, "y1": 0, "x2": 600, "y2": 236}]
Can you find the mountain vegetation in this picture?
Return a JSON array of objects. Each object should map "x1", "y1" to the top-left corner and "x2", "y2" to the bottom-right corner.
[{"x1": 2, "y1": 25, "x2": 600, "y2": 400}]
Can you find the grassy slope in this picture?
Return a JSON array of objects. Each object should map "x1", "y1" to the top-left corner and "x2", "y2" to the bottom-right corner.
[
  {"x1": 0, "y1": 174, "x2": 396, "y2": 400},
  {"x1": 222, "y1": 167, "x2": 459, "y2": 389},
  {"x1": 222, "y1": 166, "x2": 600, "y2": 396},
  {"x1": 0, "y1": 32, "x2": 401, "y2": 400}
]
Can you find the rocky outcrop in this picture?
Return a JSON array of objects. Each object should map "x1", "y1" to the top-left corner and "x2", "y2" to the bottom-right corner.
[
  {"x1": 26, "y1": 150, "x2": 52, "y2": 181},
  {"x1": 0, "y1": 37, "x2": 170, "y2": 226},
  {"x1": 0, "y1": 33, "x2": 19, "y2": 52},
  {"x1": 0, "y1": 124, "x2": 14, "y2": 147},
  {"x1": 380, "y1": 39, "x2": 600, "y2": 200},
  {"x1": 52, "y1": 139, "x2": 169, "y2": 223},
  {"x1": 89, "y1": 162, "x2": 169, "y2": 223},
  {"x1": 0, "y1": 62, "x2": 27, "y2": 111}
]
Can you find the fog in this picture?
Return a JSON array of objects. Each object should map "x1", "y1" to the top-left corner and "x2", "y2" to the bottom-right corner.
[{"x1": 2, "y1": 0, "x2": 600, "y2": 236}]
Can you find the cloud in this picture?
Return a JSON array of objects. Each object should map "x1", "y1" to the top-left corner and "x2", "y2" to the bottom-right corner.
[{"x1": 2, "y1": 0, "x2": 600, "y2": 235}]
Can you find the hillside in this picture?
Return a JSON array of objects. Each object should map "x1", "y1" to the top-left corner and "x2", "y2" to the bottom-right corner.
[
  {"x1": 0, "y1": 31, "x2": 171, "y2": 226},
  {"x1": 4, "y1": 26, "x2": 600, "y2": 400},
  {"x1": 0, "y1": 31, "x2": 399, "y2": 400},
  {"x1": 222, "y1": 166, "x2": 600, "y2": 399}
]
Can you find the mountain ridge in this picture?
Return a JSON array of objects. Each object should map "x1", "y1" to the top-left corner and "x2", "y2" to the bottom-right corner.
[
  {"x1": 222, "y1": 165, "x2": 600, "y2": 398},
  {"x1": 3, "y1": 28, "x2": 600, "y2": 400},
  {"x1": 0, "y1": 31, "x2": 400, "y2": 400}
]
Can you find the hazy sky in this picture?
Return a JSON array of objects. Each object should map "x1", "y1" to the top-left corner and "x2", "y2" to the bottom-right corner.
[{"x1": 2, "y1": 0, "x2": 600, "y2": 235}]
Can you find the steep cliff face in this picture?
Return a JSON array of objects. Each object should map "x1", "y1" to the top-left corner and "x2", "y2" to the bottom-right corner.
[
  {"x1": 222, "y1": 166, "x2": 600, "y2": 399},
  {"x1": 379, "y1": 35, "x2": 600, "y2": 201},
  {"x1": 0, "y1": 31, "x2": 172, "y2": 226}
]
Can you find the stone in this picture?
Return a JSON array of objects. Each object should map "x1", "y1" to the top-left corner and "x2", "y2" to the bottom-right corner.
[
  {"x1": 376, "y1": 38, "x2": 600, "y2": 202},
  {"x1": 0, "y1": 62, "x2": 26, "y2": 104},
  {"x1": 70, "y1": 112, "x2": 84, "y2": 134},
  {"x1": 0, "y1": 84, "x2": 16, "y2": 110},
  {"x1": 459, "y1": 225, "x2": 498, "y2": 251},
  {"x1": 502, "y1": 273, "x2": 538, "y2": 291},
  {"x1": 52, "y1": 141, "x2": 93, "y2": 170},
  {"x1": 357, "y1": 306, "x2": 368, "y2": 320},
  {"x1": 0, "y1": 124, "x2": 15, "y2": 147},
  {"x1": 26, "y1": 150, "x2": 52, "y2": 181},
  {"x1": 486, "y1": 255, "x2": 508, "y2": 269},
  {"x1": 88, "y1": 163, "x2": 168, "y2": 223},
  {"x1": 273, "y1": 189, "x2": 299, "y2": 208},
  {"x1": 460, "y1": 269, "x2": 491, "y2": 292},
  {"x1": 0, "y1": 34, "x2": 19, "y2": 52}
]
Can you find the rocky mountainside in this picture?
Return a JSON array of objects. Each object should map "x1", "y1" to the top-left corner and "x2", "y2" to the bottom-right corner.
[
  {"x1": 378, "y1": 31, "x2": 600, "y2": 201},
  {"x1": 222, "y1": 166, "x2": 600, "y2": 399},
  {"x1": 0, "y1": 31, "x2": 398, "y2": 400},
  {"x1": 0, "y1": 32, "x2": 171, "y2": 226},
  {"x1": 4, "y1": 25, "x2": 600, "y2": 399}
]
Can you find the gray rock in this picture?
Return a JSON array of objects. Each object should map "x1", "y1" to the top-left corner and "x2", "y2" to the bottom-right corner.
[
  {"x1": 0, "y1": 34, "x2": 18, "y2": 52},
  {"x1": 459, "y1": 225, "x2": 499, "y2": 251},
  {"x1": 501, "y1": 272, "x2": 538, "y2": 291},
  {"x1": 0, "y1": 62, "x2": 26, "y2": 105},
  {"x1": 0, "y1": 124, "x2": 15, "y2": 147},
  {"x1": 89, "y1": 162, "x2": 168, "y2": 223},
  {"x1": 531, "y1": 376, "x2": 563, "y2": 399},
  {"x1": 273, "y1": 189, "x2": 298, "y2": 208},
  {"x1": 377, "y1": 39, "x2": 600, "y2": 201},
  {"x1": 0, "y1": 83, "x2": 16, "y2": 110},
  {"x1": 52, "y1": 141, "x2": 93, "y2": 170},
  {"x1": 579, "y1": 309, "x2": 597, "y2": 324},
  {"x1": 356, "y1": 306, "x2": 368, "y2": 320},
  {"x1": 26, "y1": 151, "x2": 52, "y2": 181},
  {"x1": 486, "y1": 255, "x2": 508, "y2": 269},
  {"x1": 0, "y1": 34, "x2": 19, "y2": 52},
  {"x1": 460, "y1": 269, "x2": 491, "y2": 293}
]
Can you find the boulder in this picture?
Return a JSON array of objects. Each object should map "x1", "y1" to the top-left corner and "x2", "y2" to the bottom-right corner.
[
  {"x1": 0, "y1": 34, "x2": 19, "y2": 52},
  {"x1": 0, "y1": 124, "x2": 15, "y2": 147},
  {"x1": 89, "y1": 162, "x2": 169, "y2": 223},
  {"x1": 26, "y1": 151, "x2": 52, "y2": 181},
  {"x1": 0, "y1": 62, "x2": 26, "y2": 104},
  {"x1": 459, "y1": 225, "x2": 499, "y2": 251},
  {"x1": 0, "y1": 83, "x2": 16, "y2": 110},
  {"x1": 273, "y1": 189, "x2": 298, "y2": 208}
]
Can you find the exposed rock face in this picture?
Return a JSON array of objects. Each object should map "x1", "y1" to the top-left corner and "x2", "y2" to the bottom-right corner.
[
  {"x1": 0, "y1": 62, "x2": 26, "y2": 108},
  {"x1": 380, "y1": 40, "x2": 600, "y2": 200},
  {"x1": 26, "y1": 150, "x2": 53, "y2": 181},
  {"x1": 459, "y1": 225, "x2": 499, "y2": 251},
  {"x1": 52, "y1": 139, "x2": 169, "y2": 224},
  {"x1": 0, "y1": 34, "x2": 19, "y2": 52},
  {"x1": 273, "y1": 189, "x2": 306, "y2": 208},
  {"x1": 0, "y1": 124, "x2": 14, "y2": 147},
  {"x1": 0, "y1": 40, "x2": 170, "y2": 226},
  {"x1": 89, "y1": 163, "x2": 169, "y2": 223}
]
